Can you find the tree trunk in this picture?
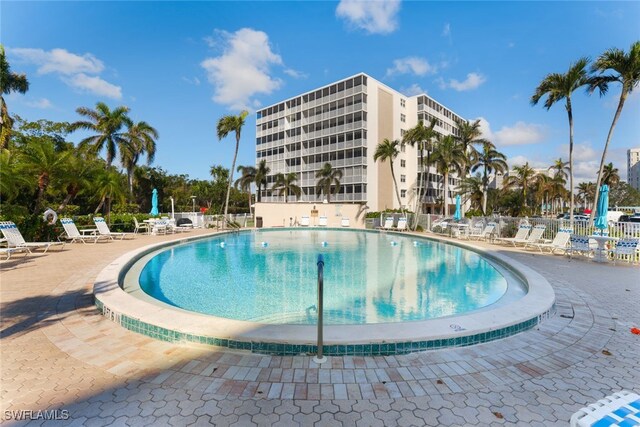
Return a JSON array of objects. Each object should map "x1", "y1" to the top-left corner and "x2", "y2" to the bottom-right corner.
[
  {"x1": 482, "y1": 165, "x2": 488, "y2": 215},
  {"x1": 95, "y1": 196, "x2": 105, "y2": 214},
  {"x1": 567, "y1": 99, "x2": 575, "y2": 230},
  {"x1": 443, "y1": 172, "x2": 449, "y2": 217},
  {"x1": 390, "y1": 161, "x2": 402, "y2": 207},
  {"x1": 591, "y1": 90, "x2": 628, "y2": 224},
  {"x1": 223, "y1": 136, "x2": 241, "y2": 222},
  {"x1": 127, "y1": 168, "x2": 134, "y2": 199}
]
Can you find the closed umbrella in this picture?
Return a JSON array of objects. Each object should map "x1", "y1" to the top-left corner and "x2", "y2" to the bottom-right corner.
[
  {"x1": 594, "y1": 184, "x2": 609, "y2": 231},
  {"x1": 150, "y1": 188, "x2": 159, "y2": 216},
  {"x1": 453, "y1": 195, "x2": 462, "y2": 221}
]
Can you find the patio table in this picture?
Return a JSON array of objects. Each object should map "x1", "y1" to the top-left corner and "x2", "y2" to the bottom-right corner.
[{"x1": 589, "y1": 235, "x2": 618, "y2": 263}]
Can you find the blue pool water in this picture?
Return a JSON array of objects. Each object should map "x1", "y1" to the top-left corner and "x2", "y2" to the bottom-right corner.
[{"x1": 138, "y1": 230, "x2": 518, "y2": 325}]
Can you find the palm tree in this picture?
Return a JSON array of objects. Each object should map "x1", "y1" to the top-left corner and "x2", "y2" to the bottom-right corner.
[
  {"x1": 315, "y1": 162, "x2": 342, "y2": 203},
  {"x1": 589, "y1": 42, "x2": 640, "y2": 221},
  {"x1": 402, "y1": 117, "x2": 438, "y2": 214},
  {"x1": 430, "y1": 135, "x2": 465, "y2": 216},
  {"x1": 457, "y1": 175, "x2": 484, "y2": 212},
  {"x1": 255, "y1": 159, "x2": 270, "y2": 202},
  {"x1": 549, "y1": 158, "x2": 569, "y2": 181},
  {"x1": 532, "y1": 57, "x2": 591, "y2": 228},
  {"x1": 121, "y1": 121, "x2": 158, "y2": 197},
  {"x1": 70, "y1": 102, "x2": 132, "y2": 167},
  {"x1": 602, "y1": 162, "x2": 620, "y2": 186},
  {"x1": 455, "y1": 119, "x2": 487, "y2": 174},
  {"x1": 0, "y1": 150, "x2": 29, "y2": 202},
  {"x1": 0, "y1": 45, "x2": 29, "y2": 150},
  {"x1": 373, "y1": 138, "x2": 402, "y2": 207},
  {"x1": 57, "y1": 153, "x2": 95, "y2": 213},
  {"x1": 216, "y1": 110, "x2": 248, "y2": 219},
  {"x1": 505, "y1": 162, "x2": 538, "y2": 208},
  {"x1": 470, "y1": 141, "x2": 507, "y2": 215},
  {"x1": 533, "y1": 174, "x2": 552, "y2": 215},
  {"x1": 577, "y1": 182, "x2": 596, "y2": 210},
  {"x1": 273, "y1": 172, "x2": 302, "y2": 203},
  {"x1": 92, "y1": 168, "x2": 127, "y2": 221},
  {"x1": 235, "y1": 165, "x2": 256, "y2": 215}
]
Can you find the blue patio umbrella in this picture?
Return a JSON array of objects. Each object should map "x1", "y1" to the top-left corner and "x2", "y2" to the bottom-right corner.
[
  {"x1": 594, "y1": 184, "x2": 609, "y2": 230},
  {"x1": 150, "y1": 188, "x2": 159, "y2": 216},
  {"x1": 453, "y1": 194, "x2": 462, "y2": 221}
]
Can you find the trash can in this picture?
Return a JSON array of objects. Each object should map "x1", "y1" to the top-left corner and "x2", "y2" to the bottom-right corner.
[{"x1": 256, "y1": 216, "x2": 263, "y2": 228}]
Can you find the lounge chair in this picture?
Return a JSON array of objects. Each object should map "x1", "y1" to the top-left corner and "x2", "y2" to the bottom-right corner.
[
  {"x1": 0, "y1": 246, "x2": 29, "y2": 260},
  {"x1": 341, "y1": 218, "x2": 350, "y2": 227},
  {"x1": 495, "y1": 224, "x2": 532, "y2": 246},
  {"x1": 0, "y1": 221, "x2": 65, "y2": 253},
  {"x1": 168, "y1": 218, "x2": 192, "y2": 233},
  {"x1": 300, "y1": 216, "x2": 310, "y2": 227},
  {"x1": 396, "y1": 218, "x2": 408, "y2": 231},
  {"x1": 607, "y1": 238, "x2": 640, "y2": 264},
  {"x1": 60, "y1": 218, "x2": 104, "y2": 244},
  {"x1": 518, "y1": 224, "x2": 547, "y2": 248},
  {"x1": 318, "y1": 216, "x2": 328, "y2": 227},
  {"x1": 379, "y1": 217, "x2": 394, "y2": 230},
  {"x1": 571, "y1": 390, "x2": 640, "y2": 427},
  {"x1": 470, "y1": 222, "x2": 496, "y2": 241},
  {"x1": 467, "y1": 223, "x2": 484, "y2": 239},
  {"x1": 133, "y1": 217, "x2": 150, "y2": 235},
  {"x1": 93, "y1": 217, "x2": 130, "y2": 240},
  {"x1": 566, "y1": 234, "x2": 593, "y2": 259},
  {"x1": 527, "y1": 228, "x2": 572, "y2": 254},
  {"x1": 151, "y1": 219, "x2": 169, "y2": 235}
]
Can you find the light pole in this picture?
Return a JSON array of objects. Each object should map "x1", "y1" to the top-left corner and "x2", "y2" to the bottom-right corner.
[{"x1": 190, "y1": 196, "x2": 196, "y2": 213}]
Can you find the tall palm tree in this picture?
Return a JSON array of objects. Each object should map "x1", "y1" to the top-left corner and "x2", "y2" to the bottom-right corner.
[
  {"x1": 602, "y1": 162, "x2": 620, "y2": 186},
  {"x1": 216, "y1": 110, "x2": 248, "y2": 219},
  {"x1": 549, "y1": 158, "x2": 569, "y2": 181},
  {"x1": 315, "y1": 162, "x2": 342, "y2": 203},
  {"x1": 70, "y1": 102, "x2": 132, "y2": 167},
  {"x1": 0, "y1": 149, "x2": 29, "y2": 202},
  {"x1": 577, "y1": 182, "x2": 596, "y2": 210},
  {"x1": 470, "y1": 141, "x2": 507, "y2": 215},
  {"x1": 373, "y1": 138, "x2": 403, "y2": 207},
  {"x1": 589, "y1": 42, "x2": 640, "y2": 221},
  {"x1": 531, "y1": 57, "x2": 591, "y2": 228},
  {"x1": 430, "y1": 135, "x2": 465, "y2": 216},
  {"x1": 255, "y1": 159, "x2": 270, "y2": 203},
  {"x1": 235, "y1": 165, "x2": 256, "y2": 215},
  {"x1": 505, "y1": 162, "x2": 538, "y2": 208},
  {"x1": 92, "y1": 168, "x2": 127, "y2": 221},
  {"x1": 533, "y1": 174, "x2": 552, "y2": 215},
  {"x1": 455, "y1": 119, "x2": 487, "y2": 174},
  {"x1": 0, "y1": 45, "x2": 29, "y2": 150},
  {"x1": 457, "y1": 175, "x2": 484, "y2": 212},
  {"x1": 121, "y1": 121, "x2": 158, "y2": 197},
  {"x1": 273, "y1": 172, "x2": 302, "y2": 203},
  {"x1": 402, "y1": 117, "x2": 438, "y2": 214}
]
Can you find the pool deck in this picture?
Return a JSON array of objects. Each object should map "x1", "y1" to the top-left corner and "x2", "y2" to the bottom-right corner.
[{"x1": 1, "y1": 229, "x2": 638, "y2": 426}]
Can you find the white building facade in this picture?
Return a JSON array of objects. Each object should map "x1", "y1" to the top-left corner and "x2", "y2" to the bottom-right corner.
[
  {"x1": 628, "y1": 148, "x2": 640, "y2": 191},
  {"x1": 255, "y1": 73, "x2": 466, "y2": 213}
]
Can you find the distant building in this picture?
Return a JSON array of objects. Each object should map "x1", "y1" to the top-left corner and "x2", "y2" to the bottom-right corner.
[
  {"x1": 628, "y1": 148, "x2": 640, "y2": 191},
  {"x1": 488, "y1": 171, "x2": 505, "y2": 189},
  {"x1": 255, "y1": 72, "x2": 467, "y2": 213}
]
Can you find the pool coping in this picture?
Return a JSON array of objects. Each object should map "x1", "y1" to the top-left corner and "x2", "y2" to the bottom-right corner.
[{"x1": 93, "y1": 229, "x2": 556, "y2": 356}]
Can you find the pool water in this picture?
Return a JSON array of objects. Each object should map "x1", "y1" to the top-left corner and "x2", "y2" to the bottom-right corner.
[{"x1": 139, "y1": 230, "x2": 517, "y2": 325}]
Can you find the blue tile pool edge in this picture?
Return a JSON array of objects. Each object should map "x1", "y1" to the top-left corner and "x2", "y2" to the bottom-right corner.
[{"x1": 94, "y1": 297, "x2": 556, "y2": 356}]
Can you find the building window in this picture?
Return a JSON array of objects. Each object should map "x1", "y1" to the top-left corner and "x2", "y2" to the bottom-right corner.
[
  {"x1": 400, "y1": 129, "x2": 406, "y2": 137},
  {"x1": 400, "y1": 99, "x2": 406, "y2": 108},
  {"x1": 400, "y1": 144, "x2": 406, "y2": 153},
  {"x1": 400, "y1": 159, "x2": 406, "y2": 167},
  {"x1": 401, "y1": 190, "x2": 406, "y2": 198},
  {"x1": 400, "y1": 174, "x2": 406, "y2": 183},
  {"x1": 400, "y1": 113, "x2": 406, "y2": 123}
]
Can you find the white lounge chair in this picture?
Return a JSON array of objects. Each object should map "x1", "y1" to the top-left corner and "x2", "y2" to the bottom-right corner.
[
  {"x1": 379, "y1": 217, "x2": 394, "y2": 230},
  {"x1": 467, "y1": 223, "x2": 484, "y2": 239},
  {"x1": 470, "y1": 222, "x2": 496, "y2": 241},
  {"x1": 496, "y1": 224, "x2": 532, "y2": 246},
  {"x1": 0, "y1": 221, "x2": 64, "y2": 253},
  {"x1": 519, "y1": 224, "x2": 547, "y2": 248},
  {"x1": 607, "y1": 238, "x2": 640, "y2": 264},
  {"x1": 60, "y1": 218, "x2": 104, "y2": 244},
  {"x1": 300, "y1": 216, "x2": 310, "y2": 227},
  {"x1": 318, "y1": 216, "x2": 328, "y2": 227},
  {"x1": 396, "y1": 218, "x2": 408, "y2": 231},
  {"x1": 571, "y1": 390, "x2": 640, "y2": 427},
  {"x1": 341, "y1": 218, "x2": 350, "y2": 227},
  {"x1": 133, "y1": 217, "x2": 150, "y2": 235},
  {"x1": 566, "y1": 234, "x2": 593, "y2": 259},
  {"x1": 93, "y1": 217, "x2": 130, "y2": 240},
  {"x1": 527, "y1": 228, "x2": 572, "y2": 254},
  {"x1": 0, "y1": 246, "x2": 29, "y2": 260},
  {"x1": 151, "y1": 219, "x2": 169, "y2": 235}
]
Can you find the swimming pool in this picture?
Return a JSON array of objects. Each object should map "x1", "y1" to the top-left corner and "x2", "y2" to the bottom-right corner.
[
  {"x1": 96, "y1": 229, "x2": 555, "y2": 355},
  {"x1": 137, "y1": 230, "x2": 523, "y2": 325}
]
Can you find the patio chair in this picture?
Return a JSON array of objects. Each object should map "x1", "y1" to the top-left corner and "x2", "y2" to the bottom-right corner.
[
  {"x1": 151, "y1": 219, "x2": 169, "y2": 235},
  {"x1": 379, "y1": 217, "x2": 394, "y2": 230},
  {"x1": 60, "y1": 218, "x2": 104, "y2": 244},
  {"x1": 318, "y1": 216, "x2": 328, "y2": 227},
  {"x1": 470, "y1": 222, "x2": 496, "y2": 241},
  {"x1": 93, "y1": 217, "x2": 131, "y2": 240},
  {"x1": 570, "y1": 390, "x2": 640, "y2": 427},
  {"x1": 0, "y1": 221, "x2": 65, "y2": 253},
  {"x1": 607, "y1": 238, "x2": 640, "y2": 264},
  {"x1": 168, "y1": 218, "x2": 192, "y2": 233},
  {"x1": 566, "y1": 234, "x2": 593, "y2": 259},
  {"x1": 133, "y1": 217, "x2": 150, "y2": 235},
  {"x1": 495, "y1": 224, "x2": 532, "y2": 246},
  {"x1": 527, "y1": 228, "x2": 572, "y2": 254},
  {"x1": 519, "y1": 224, "x2": 547, "y2": 248},
  {"x1": 0, "y1": 246, "x2": 29, "y2": 260},
  {"x1": 395, "y1": 218, "x2": 408, "y2": 231},
  {"x1": 300, "y1": 216, "x2": 310, "y2": 227},
  {"x1": 467, "y1": 223, "x2": 484, "y2": 239},
  {"x1": 341, "y1": 218, "x2": 350, "y2": 227}
]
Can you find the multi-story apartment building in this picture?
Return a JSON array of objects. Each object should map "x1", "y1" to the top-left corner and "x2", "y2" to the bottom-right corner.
[
  {"x1": 255, "y1": 73, "x2": 466, "y2": 213},
  {"x1": 628, "y1": 148, "x2": 640, "y2": 191}
]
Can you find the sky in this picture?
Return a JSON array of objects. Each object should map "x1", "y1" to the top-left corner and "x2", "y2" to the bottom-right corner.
[{"x1": 3, "y1": 1, "x2": 640, "y2": 183}]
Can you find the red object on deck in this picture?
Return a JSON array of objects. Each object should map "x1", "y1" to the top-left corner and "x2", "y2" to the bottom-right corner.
[
  {"x1": 200, "y1": 207, "x2": 207, "y2": 213},
  {"x1": 584, "y1": 209, "x2": 592, "y2": 214},
  {"x1": 631, "y1": 327, "x2": 640, "y2": 335}
]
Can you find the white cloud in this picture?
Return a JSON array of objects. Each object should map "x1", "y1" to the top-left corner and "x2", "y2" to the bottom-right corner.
[
  {"x1": 182, "y1": 76, "x2": 201, "y2": 85},
  {"x1": 508, "y1": 155, "x2": 548, "y2": 169},
  {"x1": 7, "y1": 47, "x2": 121, "y2": 99},
  {"x1": 476, "y1": 117, "x2": 546, "y2": 146},
  {"x1": 386, "y1": 57, "x2": 437, "y2": 77},
  {"x1": 283, "y1": 68, "x2": 308, "y2": 79},
  {"x1": 201, "y1": 28, "x2": 283, "y2": 111},
  {"x1": 400, "y1": 83, "x2": 426, "y2": 96},
  {"x1": 447, "y1": 72, "x2": 486, "y2": 91},
  {"x1": 442, "y1": 23, "x2": 451, "y2": 37},
  {"x1": 25, "y1": 98, "x2": 53, "y2": 109},
  {"x1": 336, "y1": 0, "x2": 401, "y2": 35},
  {"x1": 63, "y1": 73, "x2": 122, "y2": 99}
]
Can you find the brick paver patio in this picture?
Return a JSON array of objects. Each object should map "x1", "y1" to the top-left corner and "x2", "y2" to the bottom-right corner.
[{"x1": 1, "y1": 230, "x2": 638, "y2": 426}]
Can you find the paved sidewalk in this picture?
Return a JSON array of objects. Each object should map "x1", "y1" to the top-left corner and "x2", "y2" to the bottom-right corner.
[{"x1": 1, "y1": 231, "x2": 638, "y2": 426}]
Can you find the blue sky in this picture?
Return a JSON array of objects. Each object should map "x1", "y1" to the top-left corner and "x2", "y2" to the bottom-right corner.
[{"x1": 3, "y1": 1, "x2": 640, "y2": 183}]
